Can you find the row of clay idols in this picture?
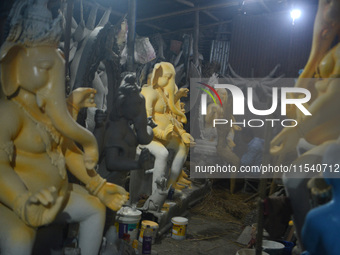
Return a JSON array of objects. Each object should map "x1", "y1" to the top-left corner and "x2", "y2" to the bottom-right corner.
[
  {"x1": 70, "y1": 63, "x2": 195, "y2": 213},
  {"x1": 0, "y1": 1, "x2": 192, "y2": 255},
  {"x1": 0, "y1": 3, "x2": 154, "y2": 249},
  {"x1": 92, "y1": 62, "x2": 195, "y2": 215},
  {"x1": 0, "y1": 43, "x2": 192, "y2": 255},
  {"x1": 60, "y1": 0, "x2": 194, "y2": 213}
]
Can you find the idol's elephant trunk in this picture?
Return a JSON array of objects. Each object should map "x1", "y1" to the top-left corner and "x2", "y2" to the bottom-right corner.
[
  {"x1": 134, "y1": 110, "x2": 154, "y2": 145},
  {"x1": 36, "y1": 67, "x2": 98, "y2": 170},
  {"x1": 298, "y1": 0, "x2": 340, "y2": 81},
  {"x1": 165, "y1": 79, "x2": 187, "y2": 124},
  {"x1": 0, "y1": 45, "x2": 98, "y2": 170}
]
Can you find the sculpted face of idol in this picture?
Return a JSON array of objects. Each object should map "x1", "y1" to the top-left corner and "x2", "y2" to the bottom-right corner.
[{"x1": 1, "y1": 45, "x2": 98, "y2": 169}]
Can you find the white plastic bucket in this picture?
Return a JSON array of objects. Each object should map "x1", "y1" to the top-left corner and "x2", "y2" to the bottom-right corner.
[
  {"x1": 171, "y1": 217, "x2": 188, "y2": 240},
  {"x1": 262, "y1": 240, "x2": 285, "y2": 255},
  {"x1": 236, "y1": 248, "x2": 269, "y2": 255},
  {"x1": 138, "y1": 220, "x2": 159, "y2": 244},
  {"x1": 115, "y1": 207, "x2": 142, "y2": 242}
]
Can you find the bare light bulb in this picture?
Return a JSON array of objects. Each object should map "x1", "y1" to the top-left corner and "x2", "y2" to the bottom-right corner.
[{"x1": 290, "y1": 9, "x2": 301, "y2": 20}]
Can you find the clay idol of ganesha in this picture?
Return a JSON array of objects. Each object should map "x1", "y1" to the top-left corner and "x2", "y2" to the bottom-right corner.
[{"x1": 0, "y1": 1, "x2": 128, "y2": 255}]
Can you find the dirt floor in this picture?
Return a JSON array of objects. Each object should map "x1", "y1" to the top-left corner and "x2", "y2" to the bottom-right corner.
[
  {"x1": 152, "y1": 182, "x2": 257, "y2": 255},
  {"x1": 153, "y1": 214, "x2": 246, "y2": 255}
]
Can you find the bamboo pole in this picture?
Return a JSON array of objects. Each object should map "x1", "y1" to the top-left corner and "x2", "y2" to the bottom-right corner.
[
  {"x1": 175, "y1": 0, "x2": 194, "y2": 7},
  {"x1": 137, "y1": 0, "x2": 261, "y2": 23},
  {"x1": 64, "y1": 0, "x2": 74, "y2": 94},
  {"x1": 160, "y1": 20, "x2": 231, "y2": 36},
  {"x1": 255, "y1": 100, "x2": 274, "y2": 255},
  {"x1": 127, "y1": 0, "x2": 136, "y2": 72},
  {"x1": 202, "y1": 10, "x2": 219, "y2": 21},
  {"x1": 83, "y1": 0, "x2": 125, "y2": 18},
  {"x1": 174, "y1": 0, "x2": 219, "y2": 21},
  {"x1": 193, "y1": 9, "x2": 199, "y2": 66},
  {"x1": 255, "y1": 178, "x2": 266, "y2": 255},
  {"x1": 144, "y1": 23, "x2": 170, "y2": 32}
]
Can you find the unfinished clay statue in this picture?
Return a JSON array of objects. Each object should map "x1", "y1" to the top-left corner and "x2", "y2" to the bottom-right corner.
[
  {"x1": 96, "y1": 73, "x2": 155, "y2": 187},
  {"x1": 92, "y1": 74, "x2": 154, "y2": 243},
  {"x1": 0, "y1": 1, "x2": 128, "y2": 255},
  {"x1": 205, "y1": 87, "x2": 241, "y2": 193},
  {"x1": 270, "y1": 0, "x2": 340, "y2": 157},
  {"x1": 69, "y1": 12, "x2": 118, "y2": 132},
  {"x1": 141, "y1": 62, "x2": 194, "y2": 210},
  {"x1": 205, "y1": 88, "x2": 241, "y2": 161}
]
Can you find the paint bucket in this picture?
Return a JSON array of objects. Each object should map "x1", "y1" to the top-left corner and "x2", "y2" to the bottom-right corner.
[
  {"x1": 171, "y1": 217, "x2": 188, "y2": 240},
  {"x1": 161, "y1": 202, "x2": 176, "y2": 212},
  {"x1": 236, "y1": 248, "x2": 269, "y2": 255},
  {"x1": 115, "y1": 207, "x2": 142, "y2": 242},
  {"x1": 138, "y1": 220, "x2": 159, "y2": 244},
  {"x1": 262, "y1": 240, "x2": 285, "y2": 255}
]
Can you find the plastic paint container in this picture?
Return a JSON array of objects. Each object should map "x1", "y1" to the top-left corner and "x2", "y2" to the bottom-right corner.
[
  {"x1": 236, "y1": 248, "x2": 269, "y2": 255},
  {"x1": 138, "y1": 220, "x2": 159, "y2": 244},
  {"x1": 171, "y1": 217, "x2": 188, "y2": 240},
  {"x1": 115, "y1": 207, "x2": 142, "y2": 242},
  {"x1": 161, "y1": 202, "x2": 176, "y2": 212},
  {"x1": 262, "y1": 240, "x2": 285, "y2": 255}
]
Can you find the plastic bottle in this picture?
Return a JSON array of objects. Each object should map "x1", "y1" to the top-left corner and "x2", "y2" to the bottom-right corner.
[
  {"x1": 132, "y1": 239, "x2": 139, "y2": 255},
  {"x1": 142, "y1": 225, "x2": 152, "y2": 255}
]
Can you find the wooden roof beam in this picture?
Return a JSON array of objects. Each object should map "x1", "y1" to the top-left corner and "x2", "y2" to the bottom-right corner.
[
  {"x1": 82, "y1": 0, "x2": 126, "y2": 19},
  {"x1": 137, "y1": 1, "x2": 264, "y2": 23},
  {"x1": 175, "y1": 0, "x2": 194, "y2": 7},
  {"x1": 159, "y1": 19, "x2": 231, "y2": 36},
  {"x1": 143, "y1": 23, "x2": 171, "y2": 32},
  {"x1": 202, "y1": 10, "x2": 219, "y2": 21},
  {"x1": 260, "y1": 0, "x2": 272, "y2": 13},
  {"x1": 174, "y1": 0, "x2": 219, "y2": 21}
]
